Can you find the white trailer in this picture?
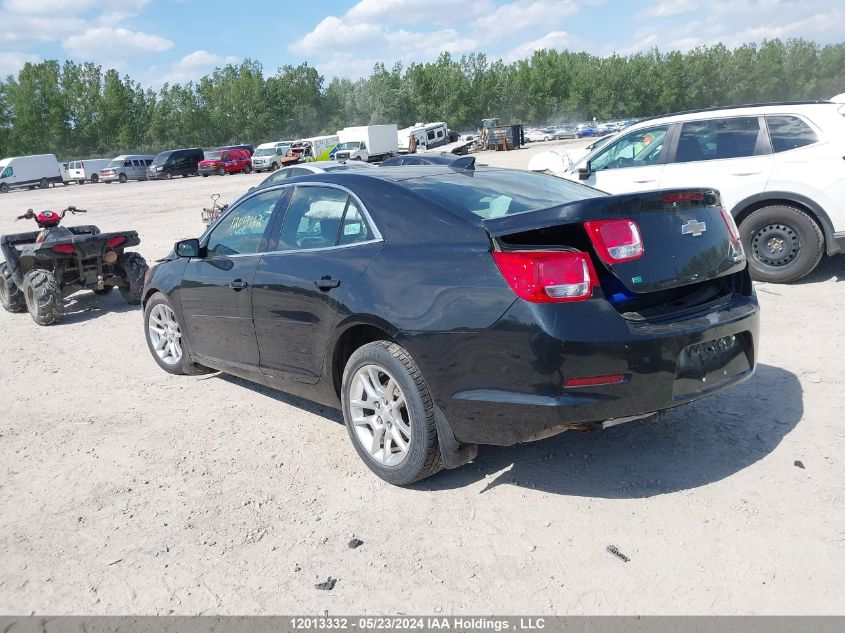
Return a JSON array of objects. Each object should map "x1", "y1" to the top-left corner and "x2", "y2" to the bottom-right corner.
[
  {"x1": 67, "y1": 158, "x2": 112, "y2": 184},
  {"x1": 291, "y1": 135, "x2": 339, "y2": 162},
  {"x1": 397, "y1": 122, "x2": 449, "y2": 152},
  {"x1": 0, "y1": 154, "x2": 64, "y2": 193},
  {"x1": 335, "y1": 124, "x2": 399, "y2": 162}
]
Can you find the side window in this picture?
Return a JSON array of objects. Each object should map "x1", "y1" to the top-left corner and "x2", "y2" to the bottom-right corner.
[
  {"x1": 276, "y1": 187, "x2": 353, "y2": 251},
  {"x1": 222, "y1": 153, "x2": 230, "y2": 161},
  {"x1": 674, "y1": 117, "x2": 762, "y2": 163},
  {"x1": 206, "y1": 190, "x2": 282, "y2": 257},
  {"x1": 427, "y1": 131, "x2": 436, "y2": 141},
  {"x1": 146, "y1": 159, "x2": 153, "y2": 166},
  {"x1": 338, "y1": 199, "x2": 373, "y2": 246},
  {"x1": 766, "y1": 115, "x2": 818, "y2": 152},
  {"x1": 131, "y1": 160, "x2": 140, "y2": 168},
  {"x1": 124, "y1": 160, "x2": 132, "y2": 167},
  {"x1": 590, "y1": 125, "x2": 669, "y2": 171},
  {"x1": 1, "y1": 166, "x2": 12, "y2": 178}
]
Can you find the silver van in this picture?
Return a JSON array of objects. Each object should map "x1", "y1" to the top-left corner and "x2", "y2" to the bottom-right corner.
[{"x1": 99, "y1": 155, "x2": 154, "y2": 183}]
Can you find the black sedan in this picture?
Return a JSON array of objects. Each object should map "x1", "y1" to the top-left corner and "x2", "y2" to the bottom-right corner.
[
  {"x1": 142, "y1": 166, "x2": 759, "y2": 485},
  {"x1": 379, "y1": 154, "x2": 468, "y2": 167}
]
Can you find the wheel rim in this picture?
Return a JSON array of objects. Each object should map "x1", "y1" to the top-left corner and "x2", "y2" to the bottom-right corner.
[
  {"x1": 147, "y1": 303, "x2": 183, "y2": 366},
  {"x1": 0, "y1": 278, "x2": 9, "y2": 304},
  {"x1": 750, "y1": 223, "x2": 800, "y2": 268},
  {"x1": 349, "y1": 364, "x2": 412, "y2": 467}
]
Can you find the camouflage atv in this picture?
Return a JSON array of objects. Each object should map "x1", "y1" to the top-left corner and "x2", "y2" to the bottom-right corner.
[{"x1": 0, "y1": 206, "x2": 148, "y2": 325}]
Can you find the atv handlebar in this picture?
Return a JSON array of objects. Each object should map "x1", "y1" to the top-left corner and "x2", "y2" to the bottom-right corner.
[{"x1": 16, "y1": 206, "x2": 87, "y2": 221}]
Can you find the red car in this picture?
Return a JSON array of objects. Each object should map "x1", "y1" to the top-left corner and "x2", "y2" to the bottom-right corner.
[{"x1": 198, "y1": 149, "x2": 252, "y2": 176}]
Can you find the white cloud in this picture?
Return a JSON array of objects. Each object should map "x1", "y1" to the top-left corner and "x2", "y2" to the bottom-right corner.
[
  {"x1": 640, "y1": 0, "x2": 698, "y2": 18},
  {"x1": 0, "y1": 14, "x2": 86, "y2": 45},
  {"x1": 63, "y1": 27, "x2": 173, "y2": 59},
  {"x1": 472, "y1": 0, "x2": 581, "y2": 38},
  {"x1": 1, "y1": 0, "x2": 151, "y2": 15},
  {"x1": 503, "y1": 30, "x2": 580, "y2": 62},
  {"x1": 0, "y1": 50, "x2": 41, "y2": 77},
  {"x1": 159, "y1": 50, "x2": 240, "y2": 85},
  {"x1": 346, "y1": 0, "x2": 492, "y2": 27}
]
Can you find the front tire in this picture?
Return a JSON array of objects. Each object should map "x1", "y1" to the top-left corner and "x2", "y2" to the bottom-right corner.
[
  {"x1": 740, "y1": 205, "x2": 824, "y2": 283},
  {"x1": 117, "y1": 252, "x2": 147, "y2": 305},
  {"x1": 341, "y1": 341, "x2": 443, "y2": 485},
  {"x1": 144, "y1": 292, "x2": 213, "y2": 375},
  {"x1": 22, "y1": 270, "x2": 63, "y2": 325},
  {"x1": 0, "y1": 263, "x2": 26, "y2": 312},
  {"x1": 163, "y1": 171, "x2": 173, "y2": 180},
  {"x1": 118, "y1": 173, "x2": 127, "y2": 184},
  {"x1": 216, "y1": 167, "x2": 226, "y2": 176}
]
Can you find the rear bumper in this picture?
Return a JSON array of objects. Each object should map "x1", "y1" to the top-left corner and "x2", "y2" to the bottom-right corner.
[{"x1": 403, "y1": 292, "x2": 759, "y2": 446}]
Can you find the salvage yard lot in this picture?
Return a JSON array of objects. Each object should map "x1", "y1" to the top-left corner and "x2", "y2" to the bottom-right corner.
[{"x1": 1, "y1": 140, "x2": 844, "y2": 614}]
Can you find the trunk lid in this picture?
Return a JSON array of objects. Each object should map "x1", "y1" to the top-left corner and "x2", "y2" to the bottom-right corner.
[{"x1": 484, "y1": 188, "x2": 745, "y2": 294}]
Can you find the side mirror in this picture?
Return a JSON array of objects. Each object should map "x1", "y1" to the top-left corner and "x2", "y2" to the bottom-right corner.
[
  {"x1": 175, "y1": 238, "x2": 200, "y2": 258},
  {"x1": 577, "y1": 162, "x2": 591, "y2": 180}
]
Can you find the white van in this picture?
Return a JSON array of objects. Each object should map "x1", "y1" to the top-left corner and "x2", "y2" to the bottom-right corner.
[
  {"x1": 397, "y1": 122, "x2": 449, "y2": 151},
  {"x1": 251, "y1": 142, "x2": 291, "y2": 173},
  {"x1": 0, "y1": 154, "x2": 63, "y2": 193},
  {"x1": 67, "y1": 159, "x2": 112, "y2": 184}
]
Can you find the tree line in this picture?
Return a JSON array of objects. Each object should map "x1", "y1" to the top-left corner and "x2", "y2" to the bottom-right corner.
[{"x1": 1, "y1": 38, "x2": 843, "y2": 161}]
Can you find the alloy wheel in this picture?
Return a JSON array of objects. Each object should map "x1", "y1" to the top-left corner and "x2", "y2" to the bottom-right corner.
[
  {"x1": 147, "y1": 303, "x2": 183, "y2": 366},
  {"x1": 348, "y1": 364, "x2": 412, "y2": 467}
]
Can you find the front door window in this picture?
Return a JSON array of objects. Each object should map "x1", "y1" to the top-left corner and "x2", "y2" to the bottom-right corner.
[{"x1": 590, "y1": 125, "x2": 669, "y2": 171}]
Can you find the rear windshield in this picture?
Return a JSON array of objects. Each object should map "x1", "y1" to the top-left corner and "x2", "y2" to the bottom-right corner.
[
  {"x1": 152, "y1": 152, "x2": 173, "y2": 165},
  {"x1": 399, "y1": 170, "x2": 600, "y2": 219}
]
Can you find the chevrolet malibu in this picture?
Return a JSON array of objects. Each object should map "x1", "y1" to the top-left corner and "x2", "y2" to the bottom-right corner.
[{"x1": 142, "y1": 165, "x2": 759, "y2": 485}]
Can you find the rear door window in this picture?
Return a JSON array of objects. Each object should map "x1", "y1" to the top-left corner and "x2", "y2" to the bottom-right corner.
[
  {"x1": 766, "y1": 115, "x2": 819, "y2": 152},
  {"x1": 275, "y1": 186, "x2": 352, "y2": 251},
  {"x1": 673, "y1": 117, "x2": 763, "y2": 163}
]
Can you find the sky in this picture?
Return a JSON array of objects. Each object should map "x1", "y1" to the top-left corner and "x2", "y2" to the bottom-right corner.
[{"x1": 1, "y1": 0, "x2": 843, "y2": 86}]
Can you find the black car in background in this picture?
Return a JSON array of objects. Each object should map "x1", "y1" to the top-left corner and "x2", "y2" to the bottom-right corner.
[
  {"x1": 142, "y1": 166, "x2": 759, "y2": 485},
  {"x1": 147, "y1": 148, "x2": 204, "y2": 180}
]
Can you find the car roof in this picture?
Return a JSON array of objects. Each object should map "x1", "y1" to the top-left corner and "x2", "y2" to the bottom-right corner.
[
  {"x1": 632, "y1": 100, "x2": 835, "y2": 127},
  {"x1": 394, "y1": 154, "x2": 462, "y2": 165}
]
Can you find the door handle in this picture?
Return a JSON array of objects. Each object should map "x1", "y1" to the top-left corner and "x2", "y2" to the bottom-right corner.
[
  {"x1": 634, "y1": 179, "x2": 656, "y2": 184},
  {"x1": 314, "y1": 275, "x2": 341, "y2": 291},
  {"x1": 730, "y1": 172, "x2": 760, "y2": 177},
  {"x1": 230, "y1": 279, "x2": 249, "y2": 291}
]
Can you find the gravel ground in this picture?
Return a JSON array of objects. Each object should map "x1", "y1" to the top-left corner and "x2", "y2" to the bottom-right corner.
[{"x1": 1, "y1": 140, "x2": 844, "y2": 615}]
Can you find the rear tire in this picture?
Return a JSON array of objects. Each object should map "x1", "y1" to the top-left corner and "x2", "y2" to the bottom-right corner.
[
  {"x1": 0, "y1": 263, "x2": 26, "y2": 312},
  {"x1": 22, "y1": 270, "x2": 63, "y2": 325},
  {"x1": 216, "y1": 167, "x2": 226, "y2": 176},
  {"x1": 117, "y1": 252, "x2": 148, "y2": 305},
  {"x1": 243, "y1": 165, "x2": 252, "y2": 174},
  {"x1": 39, "y1": 178, "x2": 48, "y2": 189},
  {"x1": 740, "y1": 205, "x2": 824, "y2": 283},
  {"x1": 144, "y1": 292, "x2": 214, "y2": 376},
  {"x1": 118, "y1": 173, "x2": 127, "y2": 184},
  {"x1": 90, "y1": 173, "x2": 99, "y2": 183},
  {"x1": 341, "y1": 341, "x2": 443, "y2": 485}
]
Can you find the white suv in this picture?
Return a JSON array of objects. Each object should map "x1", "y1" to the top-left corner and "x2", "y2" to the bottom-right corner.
[{"x1": 551, "y1": 102, "x2": 845, "y2": 283}]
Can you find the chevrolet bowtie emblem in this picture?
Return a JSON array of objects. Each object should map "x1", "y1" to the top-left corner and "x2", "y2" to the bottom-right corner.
[{"x1": 681, "y1": 219, "x2": 707, "y2": 237}]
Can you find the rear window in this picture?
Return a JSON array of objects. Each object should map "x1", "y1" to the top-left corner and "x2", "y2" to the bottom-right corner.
[
  {"x1": 400, "y1": 170, "x2": 599, "y2": 219},
  {"x1": 766, "y1": 115, "x2": 818, "y2": 152}
]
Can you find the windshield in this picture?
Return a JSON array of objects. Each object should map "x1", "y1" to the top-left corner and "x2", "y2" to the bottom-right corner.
[
  {"x1": 107, "y1": 159, "x2": 122, "y2": 169},
  {"x1": 152, "y1": 152, "x2": 172, "y2": 166},
  {"x1": 254, "y1": 148, "x2": 276, "y2": 157},
  {"x1": 205, "y1": 151, "x2": 223, "y2": 160},
  {"x1": 400, "y1": 170, "x2": 599, "y2": 219},
  {"x1": 336, "y1": 142, "x2": 362, "y2": 150}
]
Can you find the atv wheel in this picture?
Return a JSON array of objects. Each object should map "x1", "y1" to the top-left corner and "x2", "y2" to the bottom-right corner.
[
  {"x1": 22, "y1": 270, "x2": 63, "y2": 325},
  {"x1": 0, "y1": 263, "x2": 26, "y2": 312},
  {"x1": 93, "y1": 287, "x2": 113, "y2": 295},
  {"x1": 118, "y1": 252, "x2": 148, "y2": 305},
  {"x1": 144, "y1": 292, "x2": 215, "y2": 375}
]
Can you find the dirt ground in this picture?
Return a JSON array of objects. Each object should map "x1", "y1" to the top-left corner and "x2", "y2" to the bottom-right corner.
[{"x1": 1, "y1": 140, "x2": 844, "y2": 616}]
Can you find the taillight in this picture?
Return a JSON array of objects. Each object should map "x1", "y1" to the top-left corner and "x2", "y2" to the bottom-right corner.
[
  {"x1": 565, "y1": 373, "x2": 625, "y2": 388},
  {"x1": 663, "y1": 192, "x2": 704, "y2": 204},
  {"x1": 51, "y1": 245, "x2": 74, "y2": 254},
  {"x1": 583, "y1": 219, "x2": 644, "y2": 264},
  {"x1": 492, "y1": 250, "x2": 597, "y2": 303},
  {"x1": 107, "y1": 236, "x2": 126, "y2": 248},
  {"x1": 720, "y1": 208, "x2": 745, "y2": 261},
  {"x1": 720, "y1": 208, "x2": 741, "y2": 241}
]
